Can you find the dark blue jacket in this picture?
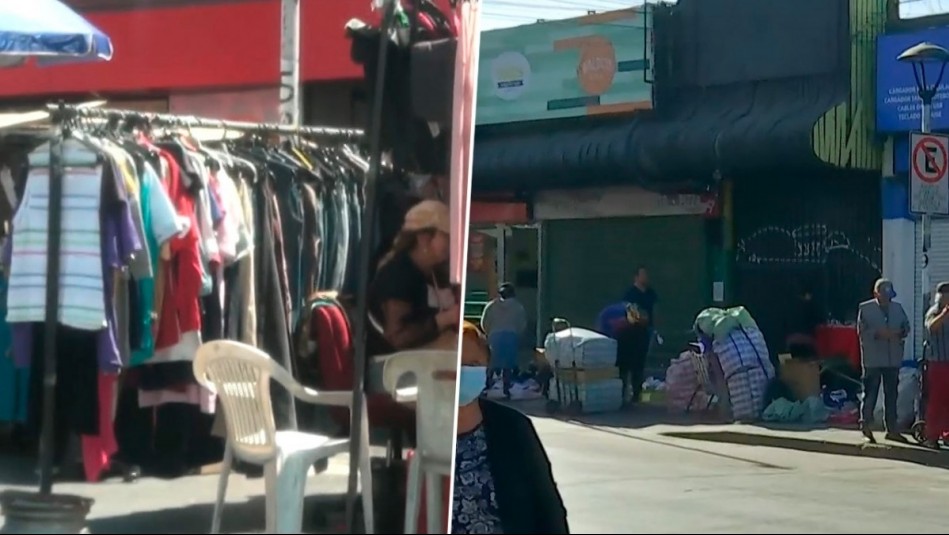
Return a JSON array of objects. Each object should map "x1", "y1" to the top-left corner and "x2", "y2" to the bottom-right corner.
[{"x1": 480, "y1": 399, "x2": 569, "y2": 534}]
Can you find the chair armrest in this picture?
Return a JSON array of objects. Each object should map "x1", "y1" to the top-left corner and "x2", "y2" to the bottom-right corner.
[
  {"x1": 394, "y1": 386, "x2": 419, "y2": 404},
  {"x1": 291, "y1": 386, "x2": 354, "y2": 408}
]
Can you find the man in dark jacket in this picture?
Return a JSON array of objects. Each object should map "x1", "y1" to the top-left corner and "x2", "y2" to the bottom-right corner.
[{"x1": 616, "y1": 267, "x2": 658, "y2": 405}]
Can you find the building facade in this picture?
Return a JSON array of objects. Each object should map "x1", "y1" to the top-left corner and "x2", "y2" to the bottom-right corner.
[
  {"x1": 470, "y1": 0, "x2": 888, "y2": 360},
  {"x1": 877, "y1": 8, "x2": 949, "y2": 359},
  {"x1": 0, "y1": 0, "x2": 383, "y2": 126}
]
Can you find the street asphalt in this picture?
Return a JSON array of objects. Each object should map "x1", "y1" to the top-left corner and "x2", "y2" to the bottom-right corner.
[
  {"x1": 8, "y1": 402, "x2": 949, "y2": 534},
  {"x1": 527, "y1": 403, "x2": 949, "y2": 534}
]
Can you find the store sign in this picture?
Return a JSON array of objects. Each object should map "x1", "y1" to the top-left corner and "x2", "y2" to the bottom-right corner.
[
  {"x1": 877, "y1": 27, "x2": 949, "y2": 133},
  {"x1": 534, "y1": 186, "x2": 719, "y2": 220},
  {"x1": 477, "y1": 8, "x2": 653, "y2": 125}
]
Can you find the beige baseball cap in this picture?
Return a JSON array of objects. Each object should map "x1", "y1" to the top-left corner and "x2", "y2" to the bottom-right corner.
[{"x1": 403, "y1": 199, "x2": 451, "y2": 234}]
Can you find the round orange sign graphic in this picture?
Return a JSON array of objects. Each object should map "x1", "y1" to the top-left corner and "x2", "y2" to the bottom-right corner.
[{"x1": 577, "y1": 37, "x2": 616, "y2": 96}]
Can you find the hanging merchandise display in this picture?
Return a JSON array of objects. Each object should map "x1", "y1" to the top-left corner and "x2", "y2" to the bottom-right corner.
[{"x1": 0, "y1": 104, "x2": 369, "y2": 492}]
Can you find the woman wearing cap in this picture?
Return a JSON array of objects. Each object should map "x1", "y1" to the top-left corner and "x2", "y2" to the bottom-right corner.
[
  {"x1": 453, "y1": 322, "x2": 569, "y2": 534},
  {"x1": 369, "y1": 199, "x2": 460, "y2": 352}
]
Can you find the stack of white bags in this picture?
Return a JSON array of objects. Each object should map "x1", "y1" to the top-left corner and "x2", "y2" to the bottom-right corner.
[{"x1": 545, "y1": 327, "x2": 623, "y2": 413}]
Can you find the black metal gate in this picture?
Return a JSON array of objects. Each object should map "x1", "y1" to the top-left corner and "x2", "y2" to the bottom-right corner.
[{"x1": 733, "y1": 173, "x2": 882, "y2": 352}]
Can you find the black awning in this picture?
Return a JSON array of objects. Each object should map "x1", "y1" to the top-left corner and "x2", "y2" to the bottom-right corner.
[{"x1": 472, "y1": 75, "x2": 847, "y2": 193}]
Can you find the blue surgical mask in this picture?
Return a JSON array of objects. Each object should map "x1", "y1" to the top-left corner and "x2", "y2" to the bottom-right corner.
[
  {"x1": 888, "y1": 287, "x2": 897, "y2": 299},
  {"x1": 457, "y1": 366, "x2": 487, "y2": 406}
]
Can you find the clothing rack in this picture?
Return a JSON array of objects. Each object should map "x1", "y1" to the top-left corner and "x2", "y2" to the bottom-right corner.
[
  {"x1": 46, "y1": 103, "x2": 366, "y2": 140},
  {"x1": 35, "y1": 103, "x2": 376, "y2": 531}
]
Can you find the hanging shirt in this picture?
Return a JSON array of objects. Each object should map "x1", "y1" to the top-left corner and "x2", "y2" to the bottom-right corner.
[
  {"x1": 103, "y1": 144, "x2": 151, "y2": 280},
  {"x1": 4, "y1": 167, "x2": 141, "y2": 373},
  {"x1": 209, "y1": 168, "x2": 242, "y2": 265},
  {"x1": 153, "y1": 148, "x2": 203, "y2": 355},
  {"x1": 6, "y1": 165, "x2": 107, "y2": 330},
  {"x1": 130, "y1": 162, "x2": 189, "y2": 366}
]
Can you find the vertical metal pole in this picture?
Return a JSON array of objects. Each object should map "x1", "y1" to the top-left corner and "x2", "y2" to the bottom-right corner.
[
  {"x1": 279, "y1": 0, "x2": 302, "y2": 127},
  {"x1": 38, "y1": 120, "x2": 65, "y2": 495},
  {"x1": 347, "y1": 0, "x2": 397, "y2": 531},
  {"x1": 496, "y1": 225, "x2": 508, "y2": 286},
  {"x1": 535, "y1": 223, "x2": 544, "y2": 346},
  {"x1": 279, "y1": 0, "x2": 301, "y2": 431},
  {"x1": 922, "y1": 99, "x2": 933, "y2": 312}
]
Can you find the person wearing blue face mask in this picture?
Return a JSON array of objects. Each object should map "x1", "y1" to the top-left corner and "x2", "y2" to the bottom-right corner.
[
  {"x1": 857, "y1": 278, "x2": 910, "y2": 444},
  {"x1": 452, "y1": 323, "x2": 568, "y2": 535}
]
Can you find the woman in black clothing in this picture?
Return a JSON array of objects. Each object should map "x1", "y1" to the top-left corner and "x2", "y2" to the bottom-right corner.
[
  {"x1": 452, "y1": 323, "x2": 569, "y2": 534},
  {"x1": 368, "y1": 199, "x2": 460, "y2": 353}
]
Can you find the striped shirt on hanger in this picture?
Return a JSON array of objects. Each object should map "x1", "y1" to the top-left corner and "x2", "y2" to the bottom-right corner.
[
  {"x1": 6, "y1": 165, "x2": 107, "y2": 330},
  {"x1": 925, "y1": 305, "x2": 949, "y2": 362}
]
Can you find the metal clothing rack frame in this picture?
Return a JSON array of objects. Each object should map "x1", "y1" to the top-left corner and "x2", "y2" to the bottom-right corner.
[
  {"x1": 46, "y1": 103, "x2": 366, "y2": 140},
  {"x1": 37, "y1": 102, "x2": 378, "y2": 534}
]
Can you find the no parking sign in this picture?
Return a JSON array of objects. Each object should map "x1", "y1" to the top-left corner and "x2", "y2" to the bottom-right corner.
[{"x1": 910, "y1": 132, "x2": 949, "y2": 216}]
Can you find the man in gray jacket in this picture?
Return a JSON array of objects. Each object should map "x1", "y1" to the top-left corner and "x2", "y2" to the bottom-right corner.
[
  {"x1": 481, "y1": 283, "x2": 528, "y2": 397},
  {"x1": 857, "y1": 278, "x2": 910, "y2": 444}
]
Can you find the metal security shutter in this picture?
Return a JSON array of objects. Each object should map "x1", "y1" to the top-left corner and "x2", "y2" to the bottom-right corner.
[
  {"x1": 733, "y1": 174, "x2": 882, "y2": 353},
  {"x1": 541, "y1": 215, "x2": 711, "y2": 365},
  {"x1": 914, "y1": 218, "x2": 949, "y2": 358}
]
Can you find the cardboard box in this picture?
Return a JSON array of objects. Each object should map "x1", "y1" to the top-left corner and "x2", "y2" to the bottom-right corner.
[
  {"x1": 557, "y1": 367, "x2": 620, "y2": 384},
  {"x1": 780, "y1": 359, "x2": 821, "y2": 400}
]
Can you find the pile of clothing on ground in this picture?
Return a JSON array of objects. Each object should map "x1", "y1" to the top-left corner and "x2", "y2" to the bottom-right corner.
[
  {"x1": 762, "y1": 357, "x2": 855, "y2": 425},
  {"x1": 664, "y1": 306, "x2": 776, "y2": 422},
  {"x1": 764, "y1": 358, "x2": 921, "y2": 428},
  {"x1": 640, "y1": 377, "x2": 667, "y2": 403}
]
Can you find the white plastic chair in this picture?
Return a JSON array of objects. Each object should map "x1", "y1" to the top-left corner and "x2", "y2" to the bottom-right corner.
[
  {"x1": 193, "y1": 340, "x2": 374, "y2": 534},
  {"x1": 382, "y1": 349, "x2": 457, "y2": 534}
]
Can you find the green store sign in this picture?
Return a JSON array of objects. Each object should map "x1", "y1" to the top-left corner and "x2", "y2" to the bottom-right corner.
[{"x1": 477, "y1": 8, "x2": 654, "y2": 126}]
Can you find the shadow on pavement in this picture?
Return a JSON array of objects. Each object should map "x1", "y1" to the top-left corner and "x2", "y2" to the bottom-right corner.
[
  {"x1": 663, "y1": 430, "x2": 949, "y2": 470},
  {"x1": 88, "y1": 493, "x2": 350, "y2": 534},
  {"x1": 509, "y1": 398, "x2": 949, "y2": 471},
  {"x1": 515, "y1": 398, "x2": 845, "y2": 433},
  {"x1": 513, "y1": 399, "x2": 732, "y2": 430}
]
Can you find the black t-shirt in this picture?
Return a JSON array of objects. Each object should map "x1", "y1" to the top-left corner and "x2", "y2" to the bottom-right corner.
[
  {"x1": 370, "y1": 252, "x2": 433, "y2": 320},
  {"x1": 623, "y1": 285, "x2": 658, "y2": 329},
  {"x1": 367, "y1": 251, "x2": 445, "y2": 354}
]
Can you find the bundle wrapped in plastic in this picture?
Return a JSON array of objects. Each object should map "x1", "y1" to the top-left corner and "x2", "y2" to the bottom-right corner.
[
  {"x1": 665, "y1": 351, "x2": 715, "y2": 413},
  {"x1": 695, "y1": 307, "x2": 775, "y2": 421},
  {"x1": 544, "y1": 327, "x2": 617, "y2": 369}
]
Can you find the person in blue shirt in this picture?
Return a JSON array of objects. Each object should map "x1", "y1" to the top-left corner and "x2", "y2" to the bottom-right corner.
[{"x1": 617, "y1": 267, "x2": 658, "y2": 405}]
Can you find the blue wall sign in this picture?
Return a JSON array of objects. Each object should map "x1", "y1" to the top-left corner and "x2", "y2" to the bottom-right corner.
[{"x1": 877, "y1": 27, "x2": 949, "y2": 133}]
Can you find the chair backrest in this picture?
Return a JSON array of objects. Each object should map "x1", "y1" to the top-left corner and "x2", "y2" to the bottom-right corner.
[
  {"x1": 382, "y1": 350, "x2": 457, "y2": 464},
  {"x1": 193, "y1": 340, "x2": 281, "y2": 465}
]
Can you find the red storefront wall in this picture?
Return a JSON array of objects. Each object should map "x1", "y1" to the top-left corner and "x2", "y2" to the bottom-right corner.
[{"x1": 0, "y1": 0, "x2": 375, "y2": 97}]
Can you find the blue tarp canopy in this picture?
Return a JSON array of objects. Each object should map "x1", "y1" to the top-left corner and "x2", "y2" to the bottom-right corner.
[{"x1": 0, "y1": 0, "x2": 113, "y2": 68}]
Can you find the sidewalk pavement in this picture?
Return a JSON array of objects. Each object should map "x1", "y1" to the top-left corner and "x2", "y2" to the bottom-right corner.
[
  {"x1": 0, "y1": 447, "x2": 386, "y2": 534},
  {"x1": 512, "y1": 399, "x2": 949, "y2": 469},
  {"x1": 529, "y1": 405, "x2": 949, "y2": 533}
]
